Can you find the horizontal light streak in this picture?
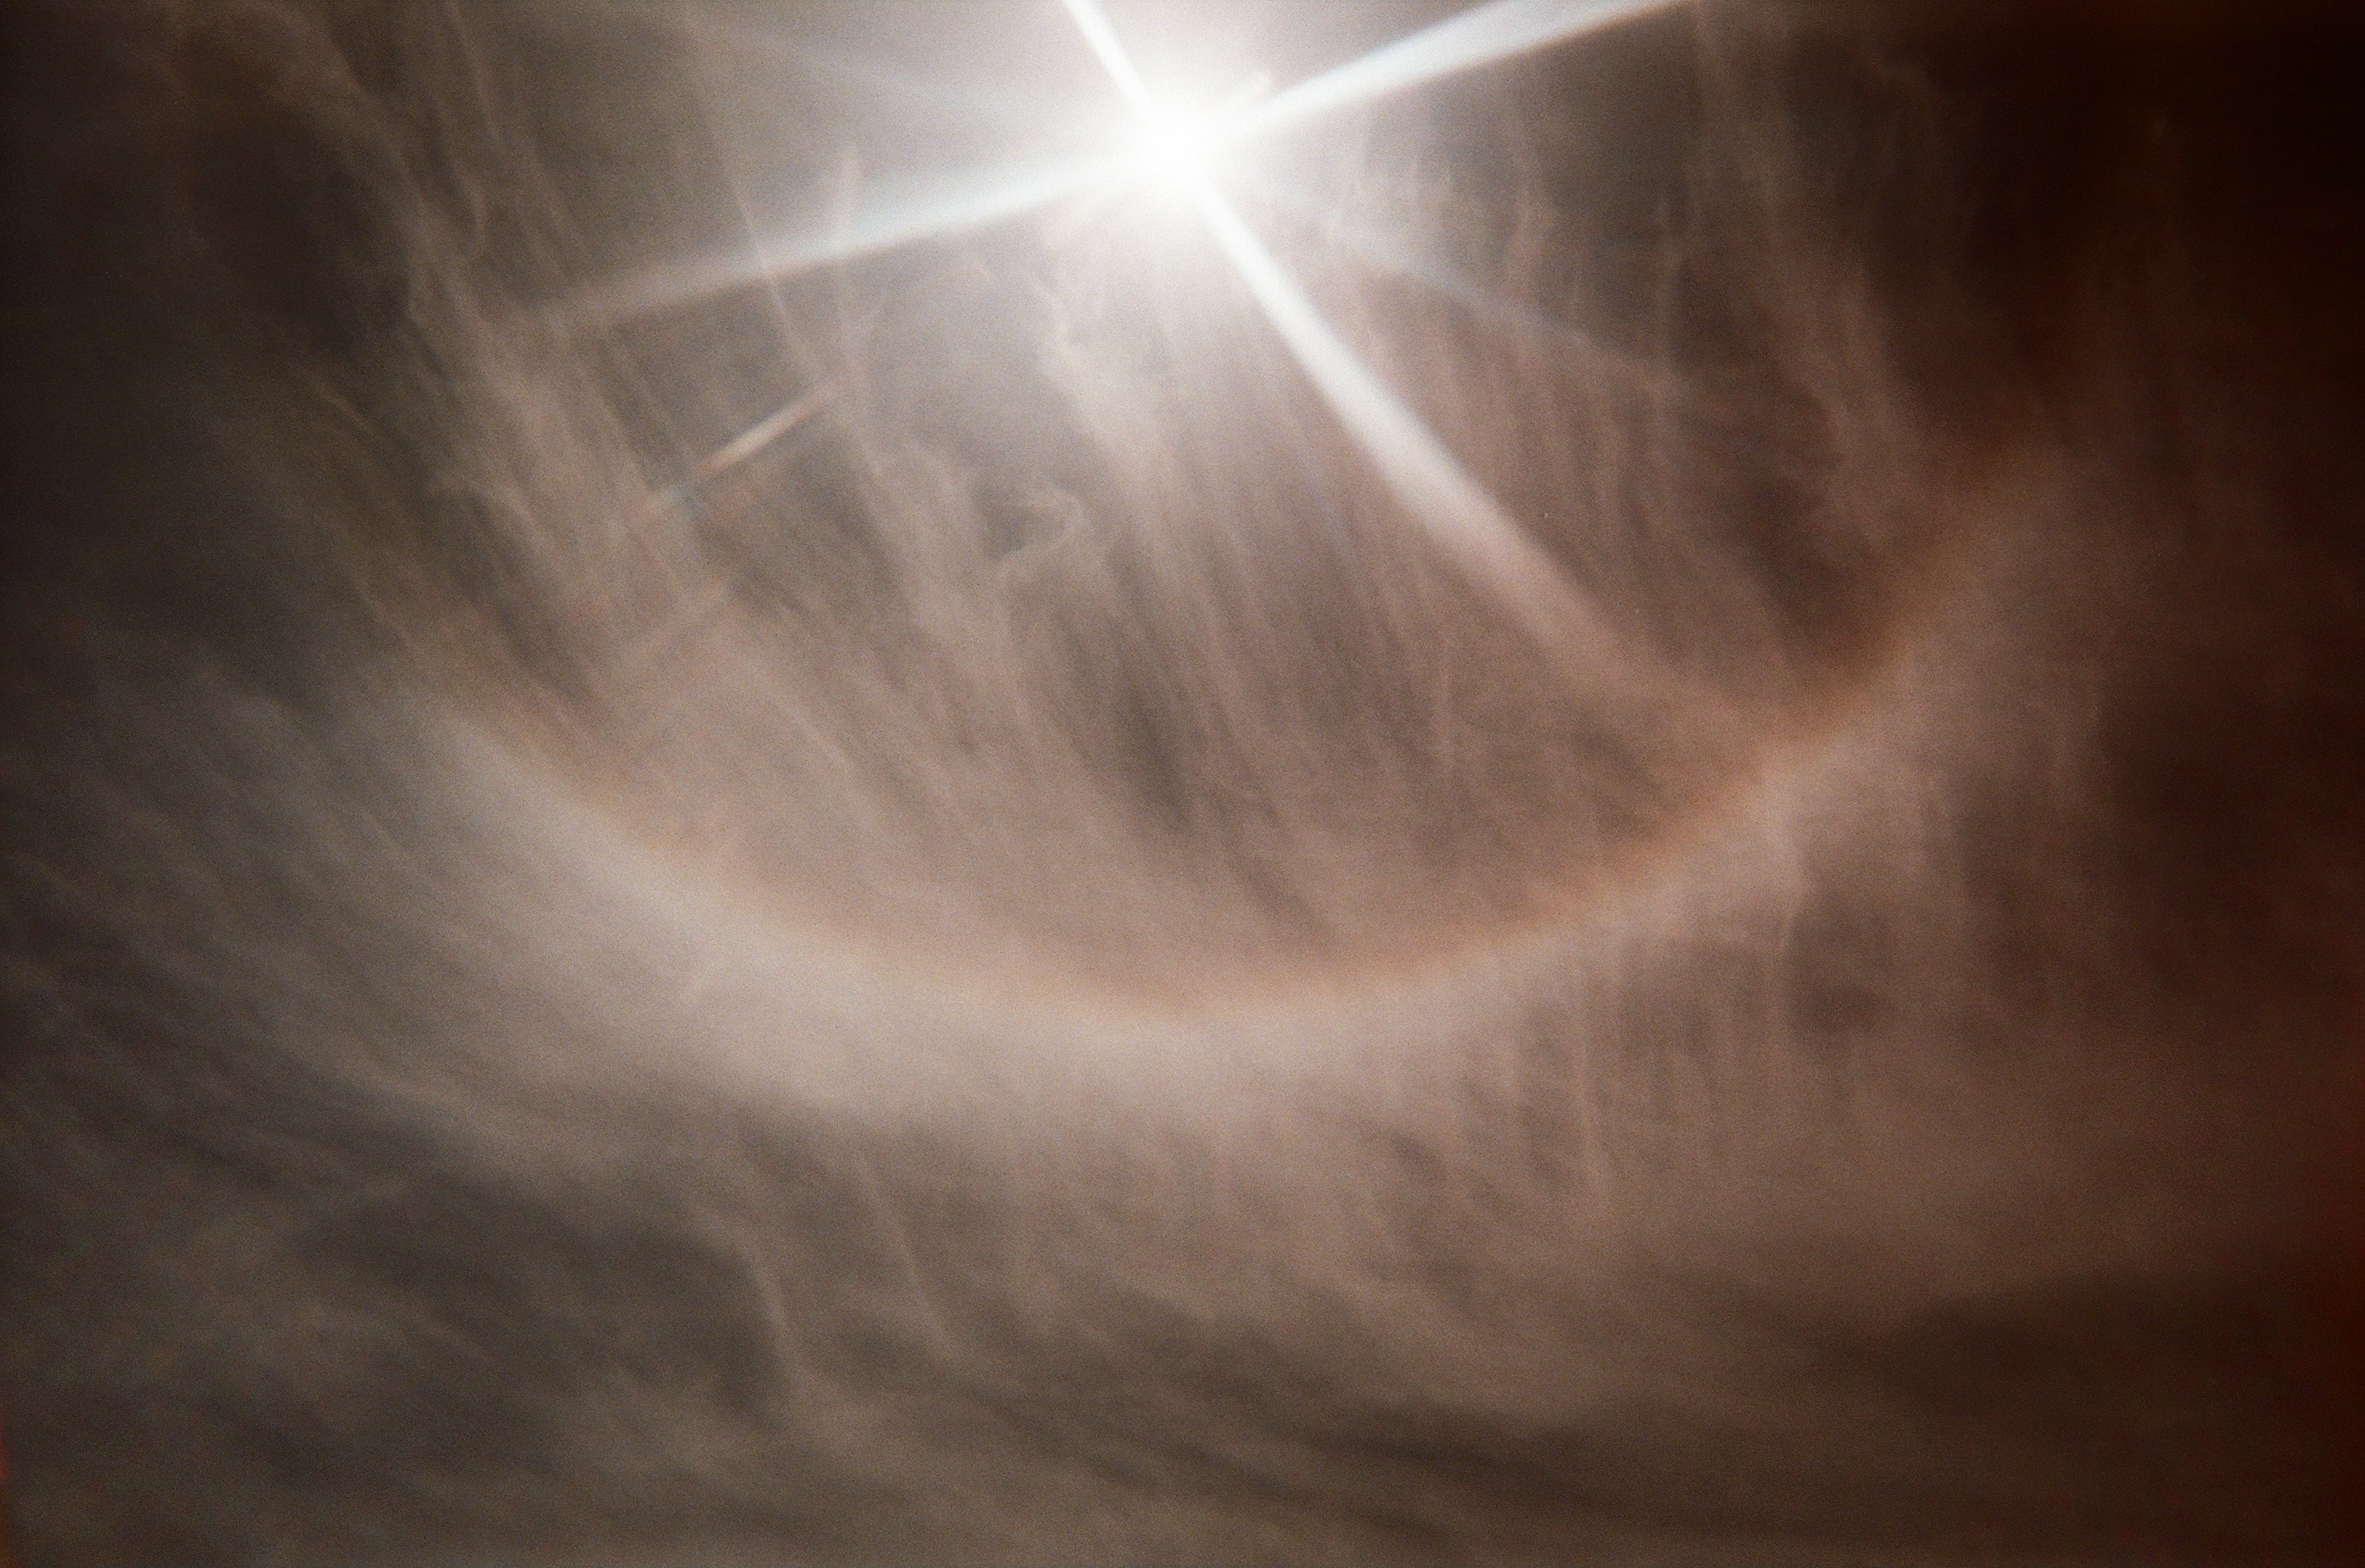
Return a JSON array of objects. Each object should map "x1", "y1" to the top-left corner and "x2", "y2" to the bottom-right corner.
[{"x1": 570, "y1": 156, "x2": 1109, "y2": 326}]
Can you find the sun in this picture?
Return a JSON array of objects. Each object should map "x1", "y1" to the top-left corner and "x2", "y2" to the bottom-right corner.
[{"x1": 1124, "y1": 104, "x2": 1223, "y2": 199}]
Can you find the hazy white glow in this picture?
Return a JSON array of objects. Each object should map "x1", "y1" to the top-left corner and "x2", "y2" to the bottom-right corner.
[
  {"x1": 1244, "y1": 0, "x2": 1678, "y2": 138},
  {"x1": 1059, "y1": 0, "x2": 1244, "y2": 204},
  {"x1": 1127, "y1": 106, "x2": 1221, "y2": 196}
]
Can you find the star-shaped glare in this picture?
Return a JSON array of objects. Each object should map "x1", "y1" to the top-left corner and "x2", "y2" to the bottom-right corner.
[
  {"x1": 579, "y1": 0, "x2": 1674, "y2": 323},
  {"x1": 592, "y1": 0, "x2": 1683, "y2": 677}
]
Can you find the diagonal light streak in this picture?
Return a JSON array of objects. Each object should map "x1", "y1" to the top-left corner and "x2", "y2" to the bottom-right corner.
[
  {"x1": 687, "y1": 382, "x2": 833, "y2": 490},
  {"x1": 638, "y1": 384, "x2": 834, "y2": 535},
  {"x1": 1192, "y1": 188, "x2": 1625, "y2": 671},
  {"x1": 1057, "y1": 0, "x2": 1163, "y2": 117},
  {"x1": 570, "y1": 156, "x2": 1111, "y2": 326},
  {"x1": 1244, "y1": 0, "x2": 1678, "y2": 138},
  {"x1": 1240, "y1": 174, "x2": 1668, "y2": 395}
]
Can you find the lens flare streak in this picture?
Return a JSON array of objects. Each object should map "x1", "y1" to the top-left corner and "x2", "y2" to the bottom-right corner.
[
  {"x1": 1242, "y1": 172, "x2": 1668, "y2": 396},
  {"x1": 1057, "y1": 0, "x2": 1164, "y2": 118},
  {"x1": 1244, "y1": 0, "x2": 1682, "y2": 138},
  {"x1": 570, "y1": 156, "x2": 1110, "y2": 325},
  {"x1": 686, "y1": 383, "x2": 833, "y2": 490},
  {"x1": 1191, "y1": 188, "x2": 1625, "y2": 669}
]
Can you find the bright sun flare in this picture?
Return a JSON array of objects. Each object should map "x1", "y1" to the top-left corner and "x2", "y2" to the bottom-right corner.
[{"x1": 1127, "y1": 106, "x2": 1220, "y2": 196}]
